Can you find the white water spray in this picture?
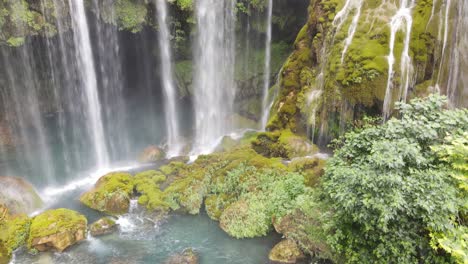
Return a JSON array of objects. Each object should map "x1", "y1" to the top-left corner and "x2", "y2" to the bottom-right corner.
[
  {"x1": 193, "y1": 0, "x2": 236, "y2": 154},
  {"x1": 260, "y1": 0, "x2": 274, "y2": 130},
  {"x1": 68, "y1": 0, "x2": 109, "y2": 166},
  {"x1": 382, "y1": 0, "x2": 415, "y2": 120},
  {"x1": 339, "y1": 0, "x2": 363, "y2": 63},
  {"x1": 155, "y1": 0, "x2": 182, "y2": 157}
]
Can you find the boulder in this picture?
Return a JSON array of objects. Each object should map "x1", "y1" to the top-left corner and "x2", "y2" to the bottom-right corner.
[
  {"x1": 138, "y1": 145, "x2": 166, "y2": 163},
  {"x1": 28, "y1": 208, "x2": 87, "y2": 252},
  {"x1": 89, "y1": 217, "x2": 117, "y2": 237},
  {"x1": 80, "y1": 172, "x2": 134, "y2": 215},
  {"x1": 269, "y1": 239, "x2": 305, "y2": 264},
  {"x1": 0, "y1": 176, "x2": 43, "y2": 215},
  {"x1": 164, "y1": 248, "x2": 199, "y2": 264}
]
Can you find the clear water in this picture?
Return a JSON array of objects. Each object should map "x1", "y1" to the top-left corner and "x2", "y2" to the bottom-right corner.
[{"x1": 12, "y1": 179, "x2": 280, "y2": 264}]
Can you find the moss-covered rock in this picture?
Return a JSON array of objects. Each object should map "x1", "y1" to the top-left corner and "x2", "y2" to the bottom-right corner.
[
  {"x1": 28, "y1": 208, "x2": 86, "y2": 252},
  {"x1": 289, "y1": 156, "x2": 326, "y2": 187},
  {"x1": 89, "y1": 217, "x2": 117, "y2": 237},
  {"x1": 219, "y1": 198, "x2": 271, "y2": 238},
  {"x1": 134, "y1": 170, "x2": 169, "y2": 212},
  {"x1": 252, "y1": 130, "x2": 318, "y2": 159},
  {"x1": 80, "y1": 172, "x2": 134, "y2": 215},
  {"x1": 0, "y1": 213, "x2": 31, "y2": 260},
  {"x1": 269, "y1": 239, "x2": 305, "y2": 264},
  {"x1": 204, "y1": 194, "x2": 235, "y2": 221},
  {"x1": 0, "y1": 176, "x2": 43, "y2": 215}
]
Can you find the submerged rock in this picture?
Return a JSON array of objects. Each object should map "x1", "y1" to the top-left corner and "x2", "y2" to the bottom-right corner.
[
  {"x1": 80, "y1": 172, "x2": 134, "y2": 215},
  {"x1": 28, "y1": 208, "x2": 87, "y2": 252},
  {"x1": 89, "y1": 217, "x2": 117, "y2": 237},
  {"x1": 269, "y1": 239, "x2": 305, "y2": 264},
  {"x1": 138, "y1": 145, "x2": 166, "y2": 163},
  {"x1": 164, "y1": 248, "x2": 199, "y2": 264},
  {"x1": 0, "y1": 176, "x2": 43, "y2": 215}
]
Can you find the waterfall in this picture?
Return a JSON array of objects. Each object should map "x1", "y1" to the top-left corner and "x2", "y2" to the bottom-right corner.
[
  {"x1": 193, "y1": 0, "x2": 236, "y2": 153},
  {"x1": 382, "y1": 0, "x2": 415, "y2": 120},
  {"x1": 0, "y1": 47, "x2": 55, "y2": 182},
  {"x1": 92, "y1": 0, "x2": 130, "y2": 161},
  {"x1": 68, "y1": 0, "x2": 109, "y2": 167},
  {"x1": 155, "y1": 0, "x2": 182, "y2": 157},
  {"x1": 446, "y1": 0, "x2": 468, "y2": 105},
  {"x1": 339, "y1": 0, "x2": 363, "y2": 63},
  {"x1": 260, "y1": 0, "x2": 274, "y2": 130}
]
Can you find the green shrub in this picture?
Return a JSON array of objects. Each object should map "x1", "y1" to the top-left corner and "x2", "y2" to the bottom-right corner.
[{"x1": 322, "y1": 95, "x2": 468, "y2": 263}]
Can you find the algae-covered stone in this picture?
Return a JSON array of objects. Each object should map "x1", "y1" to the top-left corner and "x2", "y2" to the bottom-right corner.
[
  {"x1": 0, "y1": 176, "x2": 43, "y2": 215},
  {"x1": 28, "y1": 208, "x2": 86, "y2": 252},
  {"x1": 164, "y1": 248, "x2": 199, "y2": 264},
  {"x1": 269, "y1": 239, "x2": 305, "y2": 264},
  {"x1": 138, "y1": 145, "x2": 166, "y2": 163},
  {"x1": 80, "y1": 172, "x2": 134, "y2": 215},
  {"x1": 89, "y1": 217, "x2": 117, "y2": 237}
]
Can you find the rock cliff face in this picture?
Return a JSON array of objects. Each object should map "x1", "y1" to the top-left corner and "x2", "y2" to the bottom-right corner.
[{"x1": 267, "y1": 0, "x2": 467, "y2": 144}]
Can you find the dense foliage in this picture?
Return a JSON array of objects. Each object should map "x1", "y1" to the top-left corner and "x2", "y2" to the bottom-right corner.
[{"x1": 321, "y1": 95, "x2": 468, "y2": 263}]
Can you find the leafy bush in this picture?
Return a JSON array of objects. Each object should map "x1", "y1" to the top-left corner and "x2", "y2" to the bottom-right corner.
[
  {"x1": 322, "y1": 95, "x2": 468, "y2": 263},
  {"x1": 217, "y1": 164, "x2": 309, "y2": 238}
]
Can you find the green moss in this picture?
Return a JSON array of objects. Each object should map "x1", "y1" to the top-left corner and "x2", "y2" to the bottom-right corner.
[
  {"x1": 114, "y1": 0, "x2": 147, "y2": 33},
  {"x1": 134, "y1": 170, "x2": 169, "y2": 211},
  {"x1": 0, "y1": 214, "x2": 31, "y2": 257},
  {"x1": 80, "y1": 172, "x2": 134, "y2": 215},
  {"x1": 28, "y1": 208, "x2": 86, "y2": 248},
  {"x1": 205, "y1": 194, "x2": 235, "y2": 220},
  {"x1": 289, "y1": 157, "x2": 326, "y2": 187}
]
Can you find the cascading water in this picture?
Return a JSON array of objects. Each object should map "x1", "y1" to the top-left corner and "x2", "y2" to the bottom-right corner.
[
  {"x1": 339, "y1": 0, "x2": 363, "y2": 63},
  {"x1": 446, "y1": 0, "x2": 468, "y2": 105},
  {"x1": 260, "y1": 0, "x2": 274, "y2": 130},
  {"x1": 382, "y1": 0, "x2": 415, "y2": 120},
  {"x1": 68, "y1": 0, "x2": 109, "y2": 167},
  {"x1": 193, "y1": 0, "x2": 236, "y2": 153},
  {"x1": 0, "y1": 47, "x2": 55, "y2": 182},
  {"x1": 433, "y1": 0, "x2": 468, "y2": 106},
  {"x1": 92, "y1": 0, "x2": 131, "y2": 161},
  {"x1": 155, "y1": 0, "x2": 182, "y2": 157}
]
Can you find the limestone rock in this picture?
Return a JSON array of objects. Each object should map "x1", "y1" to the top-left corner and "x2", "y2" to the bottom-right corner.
[
  {"x1": 29, "y1": 208, "x2": 87, "y2": 252},
  {"x1": 0, "y1": 176, "x2": 43, "y2": 215},
  {"x1": 269, "y1": 239, "x2": 305, "y2": 264},
  {"x1": 164, "y1": 248, "x2": 199, "y2": 264},
  {"x1": 89, "y1": 217, "x2": 117, "y2": 237}
]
